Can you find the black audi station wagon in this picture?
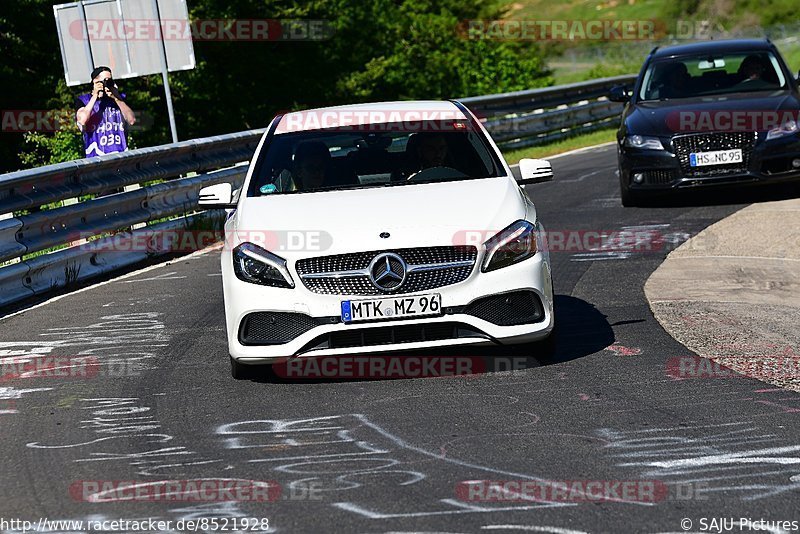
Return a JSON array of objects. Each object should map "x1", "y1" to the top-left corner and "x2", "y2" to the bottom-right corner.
[{"x1": 610, "y1": 39, "x2": 800, "y2": 206}]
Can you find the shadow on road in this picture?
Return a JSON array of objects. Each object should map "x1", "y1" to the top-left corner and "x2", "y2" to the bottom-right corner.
[
  {"x1": 543, "y1": 295, "x2": 616, "y2": 364},
  {"x1": 247, "y1": 294, "x2": 614, "y2": 384},
  {"x1": 639, "y1": 182, "x2": 798, "y2": 208}
]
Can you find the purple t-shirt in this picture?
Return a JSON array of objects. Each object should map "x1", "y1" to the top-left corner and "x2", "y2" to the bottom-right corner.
[{"x1": 77, "y1": 93, "x2": 128, "y2": 157}]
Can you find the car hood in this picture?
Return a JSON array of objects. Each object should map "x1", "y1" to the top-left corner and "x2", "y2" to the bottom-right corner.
[
  {"x1": 233, "y1": 176, "x2": 531, "y2": 258},
  {"x1": 626, "y1": 91, "x2": 800, "y2": 135}
]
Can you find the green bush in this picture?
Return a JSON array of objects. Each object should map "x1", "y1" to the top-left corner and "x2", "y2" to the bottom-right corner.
[
  {"x1": 3, "y1": 0, "x2": 554, "y2": 172},
  {"x1": 18, "y1": 129, "x2": 83, "y2": 168}
]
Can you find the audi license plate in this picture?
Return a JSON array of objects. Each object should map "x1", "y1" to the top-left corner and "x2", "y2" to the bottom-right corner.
[
  {"x1": 341, "y1": 294, "x2": 442, "y2": 323},
  {"x1": 689, "y1": 149, "x2": 742, "y2": 167}
]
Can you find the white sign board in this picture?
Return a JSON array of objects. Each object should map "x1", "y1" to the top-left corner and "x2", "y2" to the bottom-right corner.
[{"x1": 54, "y1": 0, "x2": 195, "y2": 86}]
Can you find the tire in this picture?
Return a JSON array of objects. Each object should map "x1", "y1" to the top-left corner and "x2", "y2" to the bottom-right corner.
[
  {"x1": 510, "y1": 324, "x2": 558, "y2": 362},
  {"x1": 230, "y1": 356, "x2": 261, "y2": 380},
  {"x1": 533, "y1": 326, "x2": 558, "y2": 362},
  {"x1": 532, "y1": 274, "x2": 558, "y2": 362},
  {"x1": 620, "y1": 181, "x2": 640, "y2": 207}
]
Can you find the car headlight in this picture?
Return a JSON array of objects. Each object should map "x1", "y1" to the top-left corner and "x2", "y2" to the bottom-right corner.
[
  {"x1": 482, "y1": 220, "x2": 537, "y2": 273},
  {"x1": 766, "y1": 118, "x2": 798, "y2": 140},
  {"x1": 624, "y1": 135, "x2": 664, "y2": 150},
  {"x1": 233, "y1": 243, "x2": 294, "y2": 288}
]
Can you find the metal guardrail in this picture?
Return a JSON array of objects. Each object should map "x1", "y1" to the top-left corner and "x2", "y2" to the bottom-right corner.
[
  {"x1": 0, "y1": 130, "x2": 264, "y2": 309},
  {"x1": 0, "y1": 75, "x2": 636, "y2": 310},
  {"x1": 461, "y1": 74, "x2": 636, "y2": 149},
  {"x1": 0, "y1": 130, "x2": 263, "y2": 214}
]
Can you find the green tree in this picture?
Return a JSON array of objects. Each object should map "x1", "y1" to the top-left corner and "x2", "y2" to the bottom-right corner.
[
  {"x1": 2, "y1": 0, "x2": 552, "y2": 172},
  {"x1": 18, "y1": 79, "x2": 83, "y2": 167}
]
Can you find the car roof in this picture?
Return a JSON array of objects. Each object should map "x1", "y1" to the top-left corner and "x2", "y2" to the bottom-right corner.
[
  {"x1": 274, "y1": 100, "x2": 468, "y2": 135},
  {"x1": 651, "y1": 39, "x2": 774, "y2": 59}
]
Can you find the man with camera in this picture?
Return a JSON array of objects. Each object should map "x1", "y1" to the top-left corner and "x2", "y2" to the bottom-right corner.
[{"x1": 75, "y1": 66, "x2": 136, "y2": 158}]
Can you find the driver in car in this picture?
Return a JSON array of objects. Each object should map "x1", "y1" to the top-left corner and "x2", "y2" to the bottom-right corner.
[
  {"x1": 415, "y1": 133, "x2": 450, "y2": 170},
  {"x1": 392, "y1": 132, "x2": 453, "y2": 182},
  {"x1": 292, "y1": 141, "x2": 330, "y2": 190},
  {"x1": 735, "y1": 55, "x2": 773, "y2": 90}
]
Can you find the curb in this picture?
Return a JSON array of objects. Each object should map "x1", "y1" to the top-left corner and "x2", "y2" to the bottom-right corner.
[{"x1": 645, "y1": 198, "x2": 800, "y2": 391}]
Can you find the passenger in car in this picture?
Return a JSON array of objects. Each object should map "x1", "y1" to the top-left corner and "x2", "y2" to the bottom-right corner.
[
  {"x1": 292, "y1": 141, "x2": 330, "y2": 190},
  {"x1": 659, "y1": 63, "x2": 691, "y2": 99}
]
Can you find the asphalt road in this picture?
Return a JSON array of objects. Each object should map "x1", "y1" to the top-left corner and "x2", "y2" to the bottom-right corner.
[{"x1": 2, "y1": 144, "x2": 800, "y2": 534}]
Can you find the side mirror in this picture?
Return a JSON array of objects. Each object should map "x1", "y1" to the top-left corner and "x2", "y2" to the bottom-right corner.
[
  {"x1": 516, "y1": 158, "x2": 553, "y2": 185},
  {"x1": 608, "y1": 85, "x2": 632, "y2": 102},
  {"x1": 198, "y1": 182, "x2": 236, "y2": 209}
]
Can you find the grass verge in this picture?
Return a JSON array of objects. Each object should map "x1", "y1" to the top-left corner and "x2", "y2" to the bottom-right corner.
[{"x1": 502, "y1": 128, "x2": 617, "y2": 163}]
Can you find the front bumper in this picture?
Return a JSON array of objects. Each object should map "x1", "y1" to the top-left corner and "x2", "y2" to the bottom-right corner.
[
  {"x1": 619, "y1": 133, "x2": 800, "y2": 192},
  {"x1": 222, "y1": 251, "x2": 554, "y2": 363}
]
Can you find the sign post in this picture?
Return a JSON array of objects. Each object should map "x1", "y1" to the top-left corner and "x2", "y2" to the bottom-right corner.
[
  {"x1": 151, "y1": 0, "x2": 179, "y2": 143},
  {"x1": 53, "y1": 0, "x2": 195, "y2": 143}
]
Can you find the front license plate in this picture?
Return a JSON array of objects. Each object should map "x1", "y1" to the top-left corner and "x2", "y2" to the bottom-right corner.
[
  {"x1": 689, "y1": 149, "x2": 742, "y2": 167},
  {"x1": 341, "y1": 294, "x2": 442, "y2": 323}
]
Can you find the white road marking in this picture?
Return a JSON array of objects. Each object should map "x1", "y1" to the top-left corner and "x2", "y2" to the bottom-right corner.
[
  {"x1": 621, "y1": 445, "x2": 800, "y2": 469},
  {"x1": 570, "y1": 251, "x2": 632, "y2": 261},
  {"x1": 544, "y1": 141, "x2": 616, "y2": 161},
  {"x1": 482, "y1": 526, "x2": 589, "y2": 534},
  {"x1": 0, "y1": 386, "x2": 53, "y2": 399},
  {"x1": 559, "y1": 167, "x2": 614, "y2": 183},
  {"x1": 0, "y1": 243, "x2": 222, "y2": 323},
  {"x1": 122, "y1": 271, "x2": 187, "y2": 283}
]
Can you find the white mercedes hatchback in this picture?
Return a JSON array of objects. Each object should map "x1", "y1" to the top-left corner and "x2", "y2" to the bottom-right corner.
[{"x1": 199, "y1": 100, "x2": 555, "y2": 379}]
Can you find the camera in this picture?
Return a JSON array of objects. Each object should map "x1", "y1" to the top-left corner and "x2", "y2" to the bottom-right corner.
[{"x1": 98, "y1": 78, "x2": 114, "y2": 98}]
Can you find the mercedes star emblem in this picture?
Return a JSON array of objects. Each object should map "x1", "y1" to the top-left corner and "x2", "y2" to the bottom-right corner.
[{"x1": 368, "y1": 252, "x2": 407, "y2": 291}]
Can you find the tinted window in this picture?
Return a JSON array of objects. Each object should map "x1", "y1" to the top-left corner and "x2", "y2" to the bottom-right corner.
[{"x1": 247, "y1": 121, "x2": 502, "y2": 197}]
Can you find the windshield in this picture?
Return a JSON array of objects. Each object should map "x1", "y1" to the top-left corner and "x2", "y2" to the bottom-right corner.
[
  {"x1": 639, "y1": 51, "x2": 788, "y2": 101},
  {"x1": 247, "y1": 121, "x2": 503, "y2": 196}
]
